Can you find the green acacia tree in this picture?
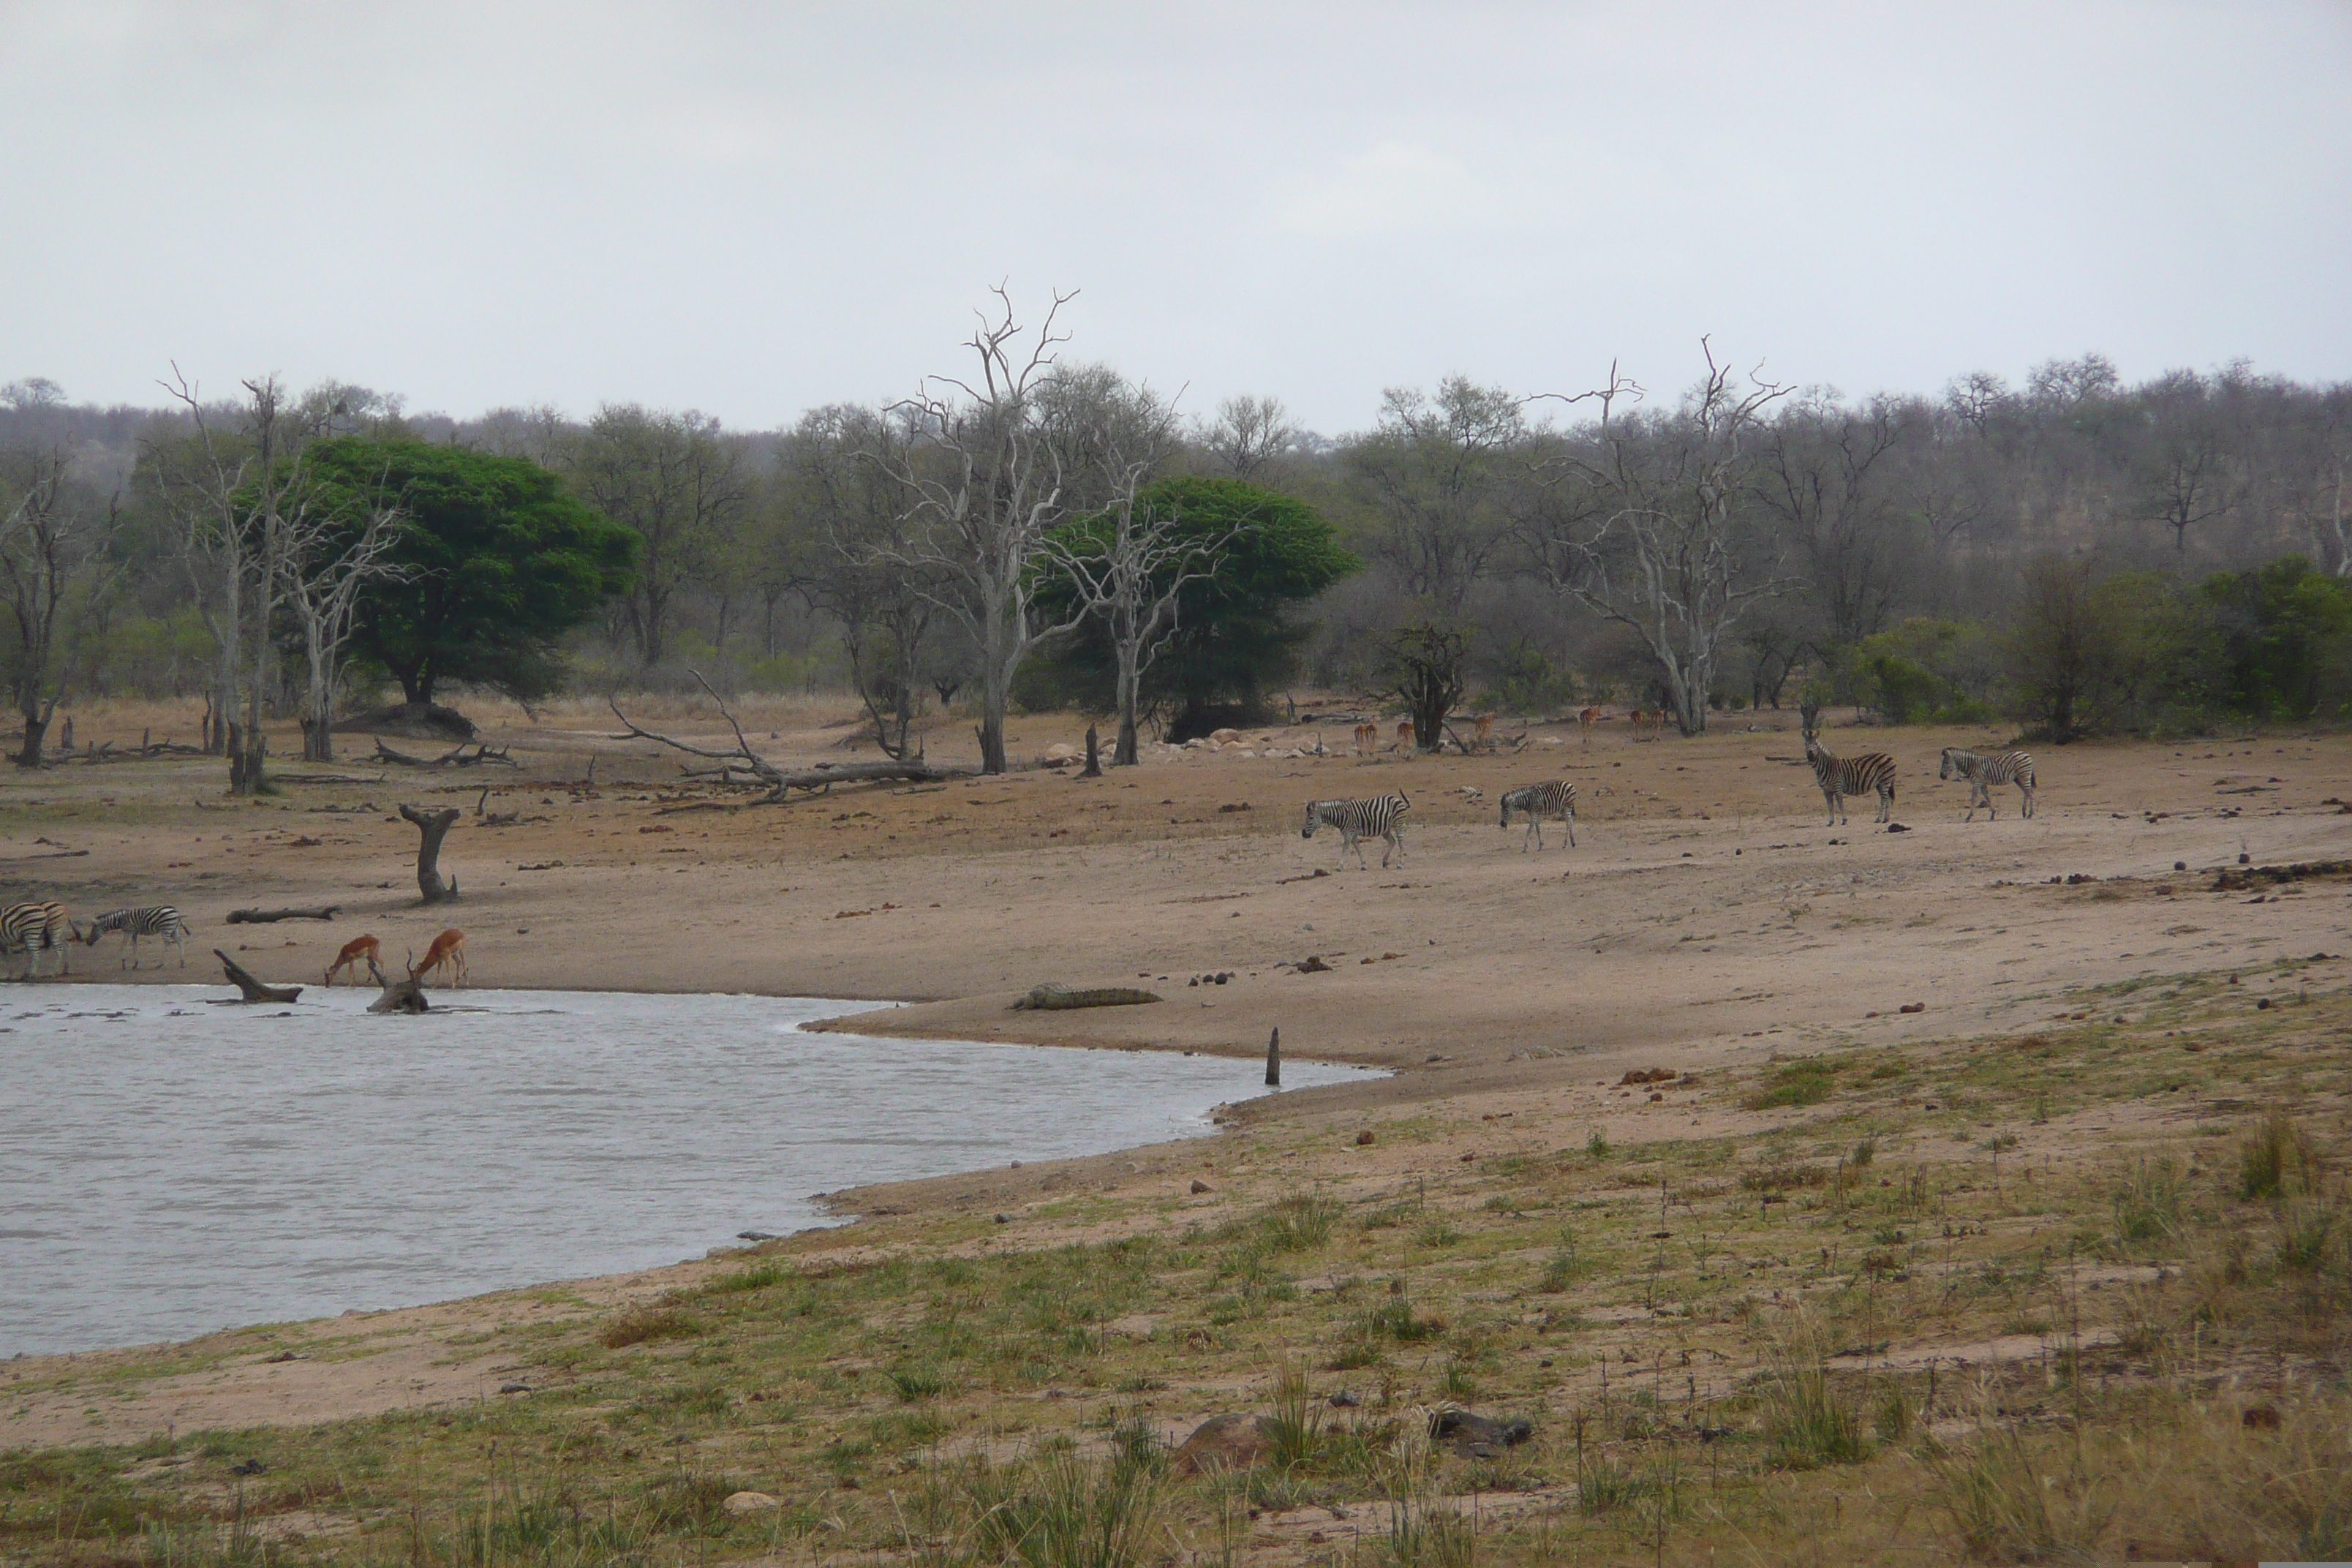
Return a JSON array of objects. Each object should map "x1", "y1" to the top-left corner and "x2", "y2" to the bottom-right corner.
[
  {"x1": 1031, "y1": 476, "x2": 1355, "y2": 742},
  {"x1": 302, "y1": 440, "x2": 637, "y2": 718}
]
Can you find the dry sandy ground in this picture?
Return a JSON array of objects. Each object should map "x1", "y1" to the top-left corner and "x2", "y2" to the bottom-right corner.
[{"x1": 4, "y1": 698, "x2": 2348, "y2": 1446}]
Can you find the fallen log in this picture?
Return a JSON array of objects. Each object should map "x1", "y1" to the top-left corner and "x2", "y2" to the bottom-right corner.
[
  {"x1": 609, "y1": 673, "x2": 965, "y2": 802},
  {"x1": 227, "y1": 905, "x2": 342, "y2": 924},
  {"x1": 270, "y1": 772, "x2": 387, "y2": 785},
  {"x1": 214, "y1": 949, "x2": 303, "y2": 1003},
  {"x1": 1009, "y1": 982, "x2": 1163, "y2": 1011},
  {"x1": 363, "y1": 954, "x2": 428, "y2": 1014}
]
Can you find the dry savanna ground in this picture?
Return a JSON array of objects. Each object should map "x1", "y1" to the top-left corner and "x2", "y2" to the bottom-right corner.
[{"x1": 3, "y1": 695, "x2": 2349, "y2": 1566}]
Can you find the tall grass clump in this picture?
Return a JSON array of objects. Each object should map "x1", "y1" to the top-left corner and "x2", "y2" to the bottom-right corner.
[
  {"x1": 1259, "y1": 1364, "x2": 1325, "y2": 1470},
  {"x1": 2241, "y1": 1110, "x2": 2320, "y2": 1199},
  {"x1": 1744, "y1": 1060, "x2": 1835, "y2": 1110},
  {"x1": 1928, "y1": 1426, "x2": 2111, "y2": 1562},
  {"x1": 2111, "y1": 1156, "x2": 2185, "y2": 1245},
  {"x1": 598, "y1": 1305, "x2": 700, "y2": 1349},
  {"x1": 966, "y1": 1452, "x2": 1162, "y2": 1568},
  {"x1": 1757, "y1": 1317, "x2": 1866, "y2": 1469}
]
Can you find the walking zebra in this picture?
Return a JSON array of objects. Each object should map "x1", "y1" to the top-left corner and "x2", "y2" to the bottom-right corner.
[
  {"x1": 1, "y1": 900, "x2": 72, "y2": 977},
  {"x1": 1801, "y1": 727, "x2": 1897, "y2": 825},
  {"x1": 1301, "y1": 791, "x2": 1411, "y2": 870},
  {"x1": 1499, "y1": 781, "x2": 1577, "y2": 851},
  {"x1": 80, "y1": 905, "x2": 192, "y2": 969},
  {"x1": 1940, "y1": 747, "x2": 2037, "y2": 821}
]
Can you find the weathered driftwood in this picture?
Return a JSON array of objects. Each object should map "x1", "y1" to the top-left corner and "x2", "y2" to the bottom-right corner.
[
  {"x1": 376, "y1": 739, "x2": 515, "y2": 769},
  {"x1": 363, "y1": 954, "x2": 429, "y2": 1014},
  {"x1": 1009, "y1": 982, "x2": 1162, "y2": 1011},
  {"x1": 400, "y1": 803, "x2": 461, "y2": 904},
  {"x1": 268, "y1": 772, "x2": 386, "y2": 785},
  {"x1": 611, "y1": 670, "x2": 966, "y2": 803},
  {"x1": 227, "y1": 905, "x2": 343, "y2": 924},
  {"x1": 214, "y1": 949, "x2": 302, "y2": 1003}
]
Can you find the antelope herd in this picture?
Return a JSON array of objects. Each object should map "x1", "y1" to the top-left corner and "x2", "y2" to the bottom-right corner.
[{"x1": 0, "y1": 901, "x2": 470, "y2": 990}]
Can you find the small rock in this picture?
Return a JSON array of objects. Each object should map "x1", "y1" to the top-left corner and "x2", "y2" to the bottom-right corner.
[
  {"x1": 261, "y1": 1350, "x2": 299, "y2": 1364},
  {"x1": 498, "y1": 1382, "x2": 530, "y2": 1395},
  {"x1": 1355, "y1": 1130, "x2": 1376, "y2": 1146},
  {"x1": 1430, "y1": 1409, "x2": 1532, "y2": 1458},
  {"x1": 2174, "y1": 860, "x2": 2187, "y2": 871},
  {"x1": 1899, "y1": 1002, "x2": 1925, "y2": 1014},
  {"x1": 229, "y1": 1458, "x2": 267, "y2": 1477},
  {"x1": 1294, "y1": 954, "x2": 1332, "y2": 973},
  {"x1": 723, "y1": 1490, "x2": 782, "y2": 1515},
  {"x1": 1168, "y1": 1412, "x2": 1274, "y2": 1476},
  {"x1": 1329, "y1": 1390, "x2": 1360, "y2": 1407},
  {"x1": 1885, "y1": 822, "x2": 1909, "y2": 833},
  {"x1": 1191, "y1": 1178, "x2": 1213, "y2": 1194},
  {"x1": 736, "y1": 1230, "x2": 777, "y2": 1242},
  {"x1": 993, "y1": 1213, "x2": 1011, "y2": 1224},
  {"x1": 2242, "y1": 1404, "x2": 2282, "y2": 1431}
]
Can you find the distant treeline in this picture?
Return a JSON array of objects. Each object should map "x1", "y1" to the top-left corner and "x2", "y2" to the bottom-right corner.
[{"x1": 0, "y1": 342, "x2": 2345, "y2": 764}]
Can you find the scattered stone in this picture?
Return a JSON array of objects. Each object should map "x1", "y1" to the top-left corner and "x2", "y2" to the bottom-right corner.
[
  {"x1": 1355, "y1": 1130, "x2": 1376, "y2": 1146},
  {"x1": 1218, "y1": 802, "x2": 1252, "y2": 813},
  {"x1": 992, "y1": 1213, "x2": 1011, "y2": 1224},
  {"x1": 229, "y1": 1458, "x2": 267, "y2": 1477},
  {"x1": 736, "y1": 1230, "x2": 778, "y2": 1242},
  {"x1": 1169, "y1": 1412, "x2": 1274, "y2": 1476},
  {"x1": 723, "y1": 1491, "x2": 782, "y2": 1515},
  {"x1": 1899, "y1": 1002, "x2": 1926, "y2": 1014},
  {"x1": 1329, "y1": 1390, "x2": 1360, "y2": 1408},
  {"x1": 2174, "y1": 860, "x2": 2187, "y2": 871},
  {"x1": 498, "y1": 1382, "x2": 530, "y2": 1395},
  {"x1": 1293, "y1": 955, "x2": 1333, "y2": 973},
  {"x1": 1618, "y1": 1068, "x2": 1677, "y2": 1085},
  {"x1": 1885, "y1": 822, "x2": 1910, "y2": 833},
  {"x1": 1191, "y1": 1178, "x2": 1213, "y2": 1194},
  {"x1": 1430, "y1": 1409, "x2": 1532, "y2": 1458},
  {"x1": 2242, "y1": 1404, "x2": 2282, "y2": 1431}
]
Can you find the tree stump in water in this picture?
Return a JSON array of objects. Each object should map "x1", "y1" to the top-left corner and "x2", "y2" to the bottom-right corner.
[
  {"x1": 214, "y1": 950, "x2": 302, "y2": 1003},
  {"x1": 399, "y1": 803, "x2": 461, "y2": 903},
  {"x1": 363, "y1": 954, "x2": 429, "y2": 1013}
]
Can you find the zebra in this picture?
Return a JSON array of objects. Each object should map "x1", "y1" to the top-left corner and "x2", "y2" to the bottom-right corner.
[
  {"x1": 1801, "y1": 727, "x2": 1897, "y2": 826},
  {"x1": 1301, "y1": 791, "x2": 1411, "y2": 870},
  {"x1": 80, "y1": 905, "x2": 193, "y2": 969},
  {"x1": 1499, "y1": 781, "x2": 1577, "y2": 851},
  {"x1": 1940, "y1": 747, "x2": 2037, "y2": 821},
  {"x1": 0, "y1": 900, "x2": 72, "y2": 977}
]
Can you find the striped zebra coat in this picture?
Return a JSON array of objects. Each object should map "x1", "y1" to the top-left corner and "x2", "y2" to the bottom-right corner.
[
  {"x1": 1802, "y1": 731, "x2": 1897, "y2": 825},
  {"x1": 1301, "y1": 791, "x2": 1411, "y2": 870},
  {"x1": 1499, "y1": 781, "x2": 1577, "y2": 851},
  {"x1": 1940, "y1": 747, "x2": 2037, "y2": 821},
  {"x1": 81, "y1": 905, "x2": 192, "y2": 969},
  {"x1": 1, "y1": 900, "x2": 72, "y2": 976}
]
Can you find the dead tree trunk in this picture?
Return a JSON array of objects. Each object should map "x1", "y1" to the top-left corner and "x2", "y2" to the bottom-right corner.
[
  {"x1": 214, "y1": 949, "x2": 302, "y2": 1003},
  {"x1": 399, "y1": 803, "x2": 461, "y2": 904},
  {"x1": 363, "y1": 954, "x2": 428, "y2": 1013},
  {"x1": 1080, "y1": 723, "x2": 1102, "y2": 779}
]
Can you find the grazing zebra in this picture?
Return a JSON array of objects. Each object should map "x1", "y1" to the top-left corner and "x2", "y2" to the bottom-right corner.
[
  {"x1": 1801, "y1": 727, "x2": 1898, "y2": 825},
  {"x1": 0, "y1": 900, "x2": 72, "y2": 977},
  {"x1": 1940, "y1": 746, "x2": 2038, "y2": 821},
  {"x1": 1499, "y1": 780, "x2": 1577, "y2": 851},
  {"x1": 80, "y1": 905, "x2": 192, "y2": 969},
  {"x1": 1301, "y1": 792, "x2": 1411, "y2": 870}
]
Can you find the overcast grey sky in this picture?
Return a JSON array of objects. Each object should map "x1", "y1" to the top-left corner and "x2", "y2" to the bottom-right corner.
[{"x1": 3, "y1": 1, "x2": 2347, "y2": 432}]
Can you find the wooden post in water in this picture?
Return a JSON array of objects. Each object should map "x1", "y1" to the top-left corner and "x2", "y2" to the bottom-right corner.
[{"x1": 1265, "y1": 1026, "x2": 1281, "y2": 1087}]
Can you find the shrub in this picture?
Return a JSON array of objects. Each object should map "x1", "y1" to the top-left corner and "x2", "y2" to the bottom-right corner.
[
  {"x1": 1744, "y1": 1061, "x2": 1836, "y2": 1110},
  {"x1": 2241, "y1": 1111, "x2": 2320, "y2": 1200},
  {"x1": 599, "y1": 1306, "x2": 700, "y2": 1349},
  {"x1": 1757, "y1": 1319, "x2": 1866, "y2": 1469}
]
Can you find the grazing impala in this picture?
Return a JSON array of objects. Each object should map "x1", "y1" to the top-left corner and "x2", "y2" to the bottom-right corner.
[
  {"x1": 1472, "y1": 715, "x2": 1493, "y2": 751},
  {"x1": 1578, "y1": 706, "x2": 1602, "y2": 747},
  {"x1": 1353, "y1": 722, "x2": 1379, "y2": 756},
  {"x1": 1394, "y1": 720, "x2": 1414, "y2": 753},
  {"x1": 324, "y1": 934, "x2": 381, "y2": 987},
  {"x1": 410, "y1": 928, "x2": 467, "y2": 989}
]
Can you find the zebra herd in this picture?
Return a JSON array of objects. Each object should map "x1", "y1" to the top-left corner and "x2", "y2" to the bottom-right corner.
[
  {"x1": 1801, "y1": 719, "x2": 2038, "y2": 826},
  {"x1": 1298, "y1": 735, "x2": 2038, "y2": 870},
  {"x1": 0, "y1": 901, "x2": 191, "y2": 977}
]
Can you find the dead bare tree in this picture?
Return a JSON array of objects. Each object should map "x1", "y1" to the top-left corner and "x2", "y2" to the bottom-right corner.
[
  {"x1": 883, "y1": 287, "x2": 1090, "y2": 774},
  {"x1": 284, "y1": 478, "x2": 415, "y2": 762},
  {"x1": 1040, "y1": 477, "x2": 1235, "y2": 766},
  {"x1": 0, "y1": 448, "x2": 121, "y2": 767},
  {"x1": 1530, "y1": 343, "x2": 1793, "y2": 736},
  {"x1": 1198, "y1": 394, "x2": 1300, "y2": 479},
  {"x1": 399, "y1": 803, "x2": 461, "y2": 904}
]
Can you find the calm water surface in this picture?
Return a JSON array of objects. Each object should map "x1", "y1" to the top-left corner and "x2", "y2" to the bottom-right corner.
[{"x1": 0, "y1": 987, "x2": 1368, "y2": 1357}]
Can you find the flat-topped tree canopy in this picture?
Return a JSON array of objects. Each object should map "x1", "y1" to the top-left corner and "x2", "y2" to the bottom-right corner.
[{"x1": 301, "y1": 439, "x2": 638, "y2": 706}]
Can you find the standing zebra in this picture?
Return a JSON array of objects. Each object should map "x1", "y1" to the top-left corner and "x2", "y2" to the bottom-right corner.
[
  {"x1": 1801, "y1": 725, "x2": 1897, "y2": 826},
  {"x1": 1940, "y1": 747, "x2": 2037, "y2": 821},
  {"x1": 0, "y1": 900, "x2": 72, "y2": 977},
  {"x1": 80, "y1": 905, "x2": 193, "y2": 969},
  {"x1": 1499, "y1": 781, "x2": 1577, "y2": 851},
  {"x1": 1301, "y1": 791, "x2": 1411, "y2": 870}
]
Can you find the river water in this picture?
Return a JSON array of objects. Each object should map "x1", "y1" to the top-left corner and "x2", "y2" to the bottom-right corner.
[{"x1": 0, "y1": 987, "x2": 1368, "y2": 1357}]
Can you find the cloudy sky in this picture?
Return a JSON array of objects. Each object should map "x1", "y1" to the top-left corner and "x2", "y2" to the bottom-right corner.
[{"x1": 3, "y1": 1, "x2": 2347, "y2": 432}]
